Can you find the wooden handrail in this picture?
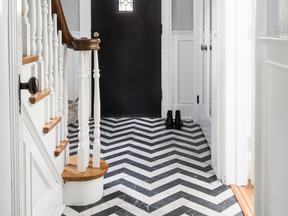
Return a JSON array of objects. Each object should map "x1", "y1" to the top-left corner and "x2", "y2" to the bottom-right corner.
[{"x1": 51, "y1": 0, "x2": 100, "y2": 51}]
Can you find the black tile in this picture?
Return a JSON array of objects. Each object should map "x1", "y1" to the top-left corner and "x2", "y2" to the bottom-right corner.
[
  {"x1": 185, "y1": 209, "x2": 208, "y2": 216},
  {"x1": 151, "y1": 191, "x2": 188, "y2": 209},
  {"x1": 115, "y1": 209, "x2": 136, "y2": 216},
  {"x1": 163, "y1": 206, "x2": 191, "y2": 216},
  {"x1": 118, "y1": 194, "x2": 157, "y2": 213},
  {"x1": 69, "y1": 205, "x2": 89, "y2": 213},
  {"x1": 234, "y1": 211, "x2": 245, "y2": 216}
]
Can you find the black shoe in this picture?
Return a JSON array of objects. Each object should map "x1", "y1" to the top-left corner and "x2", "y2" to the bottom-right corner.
[
  {"x1": 175, "y1": 110, "x2": 183, "y2": 130},
  {"x1": 165, "y1": 110, "x2": 173, "y2": 129}
]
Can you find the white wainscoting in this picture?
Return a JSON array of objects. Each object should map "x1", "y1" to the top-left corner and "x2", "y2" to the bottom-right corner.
[
  {"x1": 23, "y1": 122, "x2": 64, "y2": 216},
  {"x1": 172, "y1": 31, "x2": 194, "y2": 118},
  {"x1": 255, "y1": 36, "x2": 288, "y2": 216}
]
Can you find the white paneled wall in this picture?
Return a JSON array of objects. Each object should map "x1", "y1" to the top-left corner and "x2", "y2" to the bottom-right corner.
[{"x1": 172, "y1": 31, "x2": 194, "y2": 118}]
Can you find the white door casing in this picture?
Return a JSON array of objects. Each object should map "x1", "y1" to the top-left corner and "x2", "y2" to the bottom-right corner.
[{"x1": 1, "y1": 0, "x2": 12, "y2": 215}]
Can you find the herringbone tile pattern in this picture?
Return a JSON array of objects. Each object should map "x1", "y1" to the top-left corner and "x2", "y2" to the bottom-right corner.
[{"x1": 62, "y1": 118, "x2": 243, "y2": 216}]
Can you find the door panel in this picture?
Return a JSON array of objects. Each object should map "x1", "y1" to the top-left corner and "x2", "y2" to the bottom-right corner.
[
  {"x1": 255, "y1": 38, "x2": 288, "y2": 215},
  {"x1": 198, "y1": 0, "x2": 212, "y2": 147},
  {"x1": 91, "y1": 0, "x2": 161, "y2": 117}
]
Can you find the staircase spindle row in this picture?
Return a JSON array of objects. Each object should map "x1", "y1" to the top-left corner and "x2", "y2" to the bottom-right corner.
[{"x1": 22, "y1": 0, "x2": 102, "y2": 173}]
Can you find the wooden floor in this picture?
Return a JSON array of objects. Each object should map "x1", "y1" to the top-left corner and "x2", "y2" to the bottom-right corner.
[{"x1": 231, "y1": 182, "x2": 254, "y2": 216}]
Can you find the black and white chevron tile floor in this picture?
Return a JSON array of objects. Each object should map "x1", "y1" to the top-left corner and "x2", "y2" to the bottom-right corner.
[{"x1": 62, "y1": 118, "x2": 244, "y2": 216}]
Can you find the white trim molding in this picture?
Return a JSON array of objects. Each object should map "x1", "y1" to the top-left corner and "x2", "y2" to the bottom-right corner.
[{"x1": 161, "y1": 0, "x2": 172, "y2": 117}]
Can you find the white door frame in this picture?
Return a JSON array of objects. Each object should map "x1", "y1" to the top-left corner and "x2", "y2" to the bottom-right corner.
[
  {"x1": 161, "y1": 0, "x2": 172, "y2": 117},
  {"x1": 8, "y1": 0, "x2": 25, "y2": 214}
]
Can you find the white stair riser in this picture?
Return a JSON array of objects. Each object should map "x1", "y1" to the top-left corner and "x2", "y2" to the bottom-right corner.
[{"x1": 63, "y1": 177, "x2": 104, "y2": 206}]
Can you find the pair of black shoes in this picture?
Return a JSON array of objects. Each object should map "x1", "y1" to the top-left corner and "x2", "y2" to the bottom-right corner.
[{"x1": 165, "y1": 110, "x2": 183, "y2": 130}]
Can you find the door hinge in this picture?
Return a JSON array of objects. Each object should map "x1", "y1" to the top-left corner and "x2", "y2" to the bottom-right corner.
[
  {"x1": 197, "y1": 95, "x2": 199, "y2": 104},
  {"x1": 161, "y1": 24, "x2": 163, "y2": 35}
]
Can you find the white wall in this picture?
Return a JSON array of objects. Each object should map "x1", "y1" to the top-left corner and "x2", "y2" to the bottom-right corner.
[{"x1": 0, "y1": 1, "x2": 12, "y2": 215}]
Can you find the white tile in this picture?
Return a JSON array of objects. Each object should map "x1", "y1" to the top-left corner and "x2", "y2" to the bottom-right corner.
[{"x1": 221, "y1": 203, "x2": 242, "y2": 216}]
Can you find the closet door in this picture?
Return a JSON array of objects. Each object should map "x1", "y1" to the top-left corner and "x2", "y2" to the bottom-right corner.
[{"x1": 196, "y1": 0, "x2": 212, "y2": 147}]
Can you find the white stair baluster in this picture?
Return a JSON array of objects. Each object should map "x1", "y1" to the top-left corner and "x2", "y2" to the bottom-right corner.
[
  {"x1": 27, "y1": 0, "x2": 36, "y2": 56},
  {"x1": 53, "y1": 14, "x2": 60, "y2": 146},
  {"x1": 78, "y1": 51, "x2": 88, "y2": 172},
  {"x1": 58, "y1": 31, "x2": 64, "y2": 142},
  {"x1": 22, "y1": 0, "x2": 30, "y2": 56},
  {"x1": 42, "y1": 0, "x2": 50, "y2": 123},
  {"x1": 48, "y1": 0, "x2": 55, "y2": 119},
  {"x1": 36, "y1": 0, "x2": 44, "y2": 91},
  {"x1": 84, "y1": 51, "x2": 90, "y2": 166},
  {"x1": 93, "y1": 50, "x2": 101, "y2": 168},
  {"x1": 63, "y1": 44, "x2": 69, "y2": 165},
  {"x1": 63, "y1": 44, "x2": 68, "y2": 139}
]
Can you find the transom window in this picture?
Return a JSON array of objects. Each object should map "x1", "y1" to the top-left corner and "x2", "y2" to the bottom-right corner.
[{"x1": 118, "y1": 0, "x2": 134, "y2": 12}]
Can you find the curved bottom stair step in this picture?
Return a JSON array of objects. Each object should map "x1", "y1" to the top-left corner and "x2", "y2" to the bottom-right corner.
[
  {"x1": 62, "y1": 157, "x2": 109, "y2": 206},
  {"x1": 62, "y1": 156, "x2": 109, "y2": 182}
]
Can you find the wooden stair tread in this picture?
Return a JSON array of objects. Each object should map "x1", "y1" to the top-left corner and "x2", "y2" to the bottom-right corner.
[
  {"x1": 29, "y1": 89, "x2": 51, "y2": 104},
  {"x1": 62, "y1": 156, "x2": 109, "y2": 182},
  {"x1": 230, "y1": 184, "x2": 254, "y2": 216},
  {"x1": 54, "y1": 139, "x2": 70, "y2": 156},
  {"x1": 43, "y1": 116, "x2": 62, "y2": 134},
  {"x1": 22, "y1": 55, "x2": 39, "y2": 65}
]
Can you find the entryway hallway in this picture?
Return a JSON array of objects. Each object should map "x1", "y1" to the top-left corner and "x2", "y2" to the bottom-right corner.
[{"x1": 62, "y1": 118, "x2": 243, "y2": 216}]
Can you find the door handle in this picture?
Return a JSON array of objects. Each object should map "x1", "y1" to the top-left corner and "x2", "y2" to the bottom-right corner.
[
  {"x1": 201, "y1": 45, "x2": 207, "y2": 51},
  {"x1": 20, "y1": 77, "x2": 39, "y2": 94},
  {"x1": 19, "y1": 76, "x2": 39, "y2": 114}
]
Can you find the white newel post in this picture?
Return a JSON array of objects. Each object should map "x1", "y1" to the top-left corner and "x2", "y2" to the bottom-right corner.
[
  {"x1": 48, "y1": 0, "x2": 55, "y2": 119},
  {"x1": 63, "y1": 44, "x2": 69, "y2": 165},
  {"x1": 93, "y1": 50, "x2": 101, "y2": 168},
  {"x1": 22, "y1": 0, "x2": 30, "y2": 56},
  {"x1": 36, "y1": 0, "x2": 44, "y2": 91},
  {"x1": 53, "y1": 14, "x2": 60, "y2": 146},
  {"x1": 58, "y1": 31, "x2": 64, "y2": 142},
  {"x1": 42, "y1": 0, "x2": 50, "y2": 123},
  {"x1": 27, "y1": 0, "x2": 36, "y2": 56},
  {"x1": 78, "y1": 51, "x2": 88, "y2": 172},
  {"x1": 84, "y1": 51, "x2": 90, "y2": 165}
]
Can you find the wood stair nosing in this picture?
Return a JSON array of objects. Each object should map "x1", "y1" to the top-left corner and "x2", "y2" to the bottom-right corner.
[
  {"x1": 29, "y1": 89, "x2": 51, "y2": 104},
  {"x1": 22, "y1": 55, "x2": 39, "y2": 65},
  {"x1": 43, "y1": 116, "x2": 62, "y2": 134},
  {"x1": 54, "y1": 139, "x2": 70, "y2": 156},
  {"x1": 61, "y1": 156, "x2": 109, "y2": 182}
]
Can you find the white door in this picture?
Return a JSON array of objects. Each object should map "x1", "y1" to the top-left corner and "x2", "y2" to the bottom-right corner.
[{"x1": 196, "y1": 0, "x2": 212, "y2": 147}]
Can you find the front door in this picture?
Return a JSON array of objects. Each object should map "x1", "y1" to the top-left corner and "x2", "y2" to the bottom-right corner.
[{"x1": 91, "y1": 0, "x2": 162, "y2": 117}]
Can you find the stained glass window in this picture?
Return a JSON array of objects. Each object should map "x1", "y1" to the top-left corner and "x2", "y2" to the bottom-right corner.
[{"x1": 118, "y1": 0, "x2": 134, "y2": 12}]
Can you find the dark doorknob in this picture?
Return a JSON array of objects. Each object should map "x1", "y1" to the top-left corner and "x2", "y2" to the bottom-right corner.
[
  {"x1": 20, "y1": 77, "x2": 39, "y2": 95},
  {"x1": 201, "y1": 45, "x2": 207, "y2": 51}
]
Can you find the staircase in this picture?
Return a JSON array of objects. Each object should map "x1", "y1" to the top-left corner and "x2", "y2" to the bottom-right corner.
[{"x1": 21, "y1": 0, "x2": 108, "y2": 214}]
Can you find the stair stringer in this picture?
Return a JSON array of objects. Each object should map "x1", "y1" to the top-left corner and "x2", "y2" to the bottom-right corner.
[
  {"x1": 22, "y1": 63, "x2": 65, "y2": 176},
  {"x1": 22, "y1": 105, "x2": 65, "y2": 216}
]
